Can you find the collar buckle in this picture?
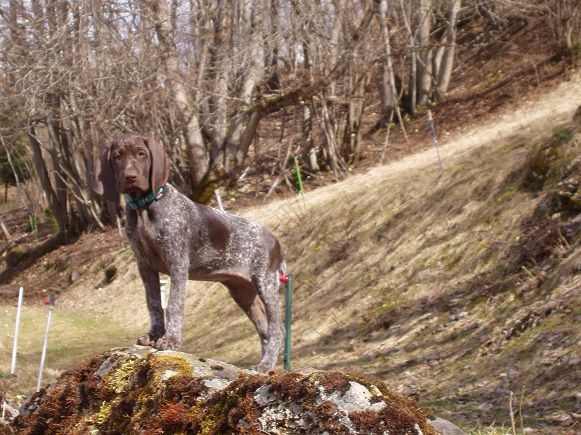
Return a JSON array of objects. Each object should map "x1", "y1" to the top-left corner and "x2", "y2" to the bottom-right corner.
[{"x1": 124, "y1": 186, "x2": 165, "y2": 210}]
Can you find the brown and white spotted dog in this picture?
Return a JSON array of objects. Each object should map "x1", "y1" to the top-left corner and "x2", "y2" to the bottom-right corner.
[{"x1": 93, "y1": 132, "x2": 285, "y2": 372}]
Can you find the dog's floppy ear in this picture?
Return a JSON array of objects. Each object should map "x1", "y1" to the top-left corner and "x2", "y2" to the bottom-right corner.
[
  {"x1": 144, "y1": 136, "x2": 169, "y2": 192},
  {"x1": 92, "y1": 142, "x2": 119, "y2": 201}
]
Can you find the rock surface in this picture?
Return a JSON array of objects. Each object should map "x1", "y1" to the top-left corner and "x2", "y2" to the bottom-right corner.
[{"x1": 9, "y1": 346, "x2": 450, "y2": 434}]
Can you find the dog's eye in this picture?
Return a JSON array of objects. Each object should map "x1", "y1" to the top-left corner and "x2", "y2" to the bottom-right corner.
[
  {"x1": 112, "y1": 152, "x2": 122, "y2": 161},
  {"x1": 137, "y1": 150, "x2": 147, "y2": 157}
]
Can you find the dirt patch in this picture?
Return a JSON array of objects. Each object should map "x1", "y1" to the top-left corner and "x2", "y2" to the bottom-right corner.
[{"x1": 0, "y1": 228, "x2": 127, "y2": 302}]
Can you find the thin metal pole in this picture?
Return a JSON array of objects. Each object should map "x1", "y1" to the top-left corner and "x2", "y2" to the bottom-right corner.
[
  {"x1": 427, "y1": 110, "x2": 443, "y2": 169},
  {"x1": 10, "y1": 287, "x2": 24, "y2": 375},
  {"x1": 284, "y1": 274, "x2": 293, "y2": 372},
  {"x1": 214, "y1": 188, "x2": 224, "y2": 211},
  {"x1": 37, "y1": 293, "x2": 55, "y2": 392}
]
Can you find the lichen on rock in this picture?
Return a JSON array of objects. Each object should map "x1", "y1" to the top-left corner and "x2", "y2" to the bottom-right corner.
[{"x1": 11, "y1": 346, "x2": 442, "y2": 434}]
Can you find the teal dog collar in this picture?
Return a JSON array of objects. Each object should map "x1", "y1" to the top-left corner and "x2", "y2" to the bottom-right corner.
[{"x1": 124, "y1": 186, "x2": 165, "y2": 210}]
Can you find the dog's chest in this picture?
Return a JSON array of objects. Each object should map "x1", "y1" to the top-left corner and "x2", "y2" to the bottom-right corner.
[{"x1": 126, "y1": 210, "x2": 181, "y2": 272}]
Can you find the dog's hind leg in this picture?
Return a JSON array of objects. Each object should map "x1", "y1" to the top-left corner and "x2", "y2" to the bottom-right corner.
[
  {"x1": 253, "y1": 273, "x2": 284, "y2": 373},
  {"x1": 226, "y1": 278, "x2": 269, "y2": 356}
]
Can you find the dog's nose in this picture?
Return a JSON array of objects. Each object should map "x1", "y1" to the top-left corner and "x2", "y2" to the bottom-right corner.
[{"x1": 125, "y1": 174, "x2": 137, "y2": 183}]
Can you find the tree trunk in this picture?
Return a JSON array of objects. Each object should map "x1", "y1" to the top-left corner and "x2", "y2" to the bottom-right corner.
[
  {"x1": 344, "y1": 74, "x2": 367, "y2": 162},
  {"x1": 145, "y1": 0, "x2": 209, "y2": 191},
  {"x1": 317, "y1": 93, "x2": 344, "y2": 179},
  {"x1": 224, "y1": 3, "x2": 265, "y2": 172},
  {"x1": 415, "y1": 0, "x2": 433, "y2": 106},
  {"x1": 398, "y1": 0, "x2": 417, "y2": 115},
  {"x1": 302, "y1": 106, "x2": 318, "y2": 171},
  {"x1": 207, "y1": 2, "x2": 228, "y2": 157},
  {"x1": 434, "y1": 0, "x2": 462, "y2": 100},
  {"x1": 376, "y1": 0, "x2": 401, "y2": 129},
  {"x1": 27, "y1": 124, "x2": 69, "y2": 238}
]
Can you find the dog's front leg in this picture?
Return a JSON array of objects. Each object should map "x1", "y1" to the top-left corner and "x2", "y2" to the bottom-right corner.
[
  {"x1": 155, "y1": 260, "x2": 188, "y2": 351},
  {"x1": 136, "y1": 263, "x2": 165, "y2": 346}
]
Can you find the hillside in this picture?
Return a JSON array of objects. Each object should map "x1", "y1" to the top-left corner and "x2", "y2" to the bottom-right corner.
[{"x1": 1, "y1": 72, "x2": 580, "y2": 433}]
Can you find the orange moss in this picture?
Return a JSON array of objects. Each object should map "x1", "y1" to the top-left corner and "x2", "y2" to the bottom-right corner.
[
  {"x1": 315, "y1": 371, "x2": 353, "y2": 394},
  {"x1": 11, "y1": 350, "x2": 436, "y2": 434},
  {"x1": 12, "y1": 351, "x2": 112, "y2": 435}
]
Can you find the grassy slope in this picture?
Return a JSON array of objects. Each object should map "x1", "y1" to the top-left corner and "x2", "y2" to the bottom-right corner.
[{"x1": 1, "y1": 73, "x2": 580, "y2": 432}]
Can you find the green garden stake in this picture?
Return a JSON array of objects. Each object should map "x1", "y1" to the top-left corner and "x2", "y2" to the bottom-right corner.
[
  {"x1": 292, "y1": 157, "x2": 306, "y2": 208},
  {"x1": 29, "y1": 215, "x2": 37, "y2": 239},
  {"x1": 283, "y1": 273, "x2": 293, "y2": 371}
]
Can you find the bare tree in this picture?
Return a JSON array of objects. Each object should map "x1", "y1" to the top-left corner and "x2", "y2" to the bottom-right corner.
[
  {"x1": 0, "y1": 0, "x2": 521, "y2": 240},
  {"x1": 432, "y1": 0, "x2": 462, "y2": 100},
  {"x1": 542, "y1": 0, "x2": 580, "y2": 61}
]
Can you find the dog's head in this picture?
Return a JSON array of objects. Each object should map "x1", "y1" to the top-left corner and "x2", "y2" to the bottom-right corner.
[{"x1": 93, "y1": 133, "x2": 169, "y2": 201}]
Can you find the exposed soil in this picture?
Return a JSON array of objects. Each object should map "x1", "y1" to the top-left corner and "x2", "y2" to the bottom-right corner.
[{"x1": 0, "y1": 224, "x2": 126, "y2": 302}]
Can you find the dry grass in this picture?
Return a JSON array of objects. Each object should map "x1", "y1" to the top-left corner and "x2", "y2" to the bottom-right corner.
[
  {"x1": 1, "y1": 72, "x2": 580, "y2": 432},
  {"x1": 0, "y1": 305, "x2": 138, "y2": 399}
]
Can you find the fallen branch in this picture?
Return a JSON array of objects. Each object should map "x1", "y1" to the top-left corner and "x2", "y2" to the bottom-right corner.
[{"x1": 0, "y1": 232, "x2": 34, "y2": 256}]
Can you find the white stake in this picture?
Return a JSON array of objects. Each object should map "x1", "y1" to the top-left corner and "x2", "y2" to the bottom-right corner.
[
  {"x1": 160, "y1": 278, "x2": 168, "y2": 310},
  {"x1": 36, "y1": 293, "x2": 55, "y2": 392},
  {"x1": 214, "y1": 188, "x2": 224, "y2": 211},
  {"x1": 10, "y1": 287, "x2": 24, "y2": 375}
]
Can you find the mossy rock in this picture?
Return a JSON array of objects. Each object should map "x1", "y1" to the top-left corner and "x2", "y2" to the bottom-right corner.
[{"x1": 11, "y1": 346, "x2": 447, "y2": 434}]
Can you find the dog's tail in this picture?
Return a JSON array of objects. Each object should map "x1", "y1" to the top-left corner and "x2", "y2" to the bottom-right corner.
[
  {"x1": 279, "y1": 258, "x2": 287, "y2": 275},
  {"x1": 278, "y1": 258, "x2": 288, "y2": 287}
]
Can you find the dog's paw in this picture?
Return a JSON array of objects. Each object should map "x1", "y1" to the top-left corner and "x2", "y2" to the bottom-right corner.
[
  {"x1": 136, "y1": 329, "x2": 165, "y2": 347},
  {"x1": 154, "y1": 336, "x2": 181, "y2": 351},
  {"x1": 254, "y1": 360, "x2": 276, "y2": 373},
  {"x1": 136, "y1": 333, "x2": 154, "y2": 346}
]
